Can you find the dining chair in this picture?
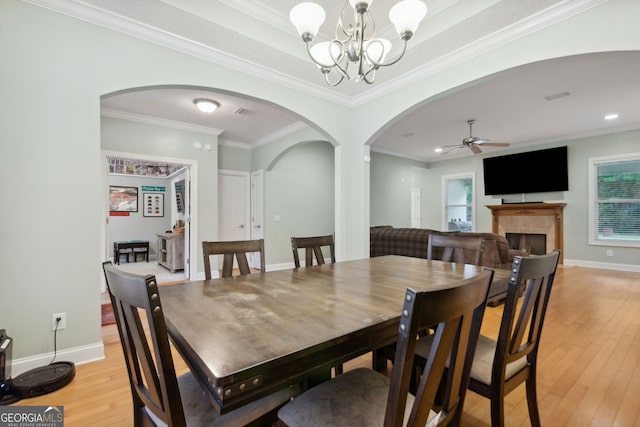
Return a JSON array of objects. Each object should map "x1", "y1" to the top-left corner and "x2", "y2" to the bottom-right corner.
[
  {"x1": 202, "y1": 239, "x2": 265, "y2": 279},
  {"x1": 101, "y1": 261, "x2": 295, "y2": 427},
  {"x1": 415, "y1": 250, "x2": 560, "y2": 427},
  {"x1": 427, "y1": 234, "x2": 484, "y2": 266},
  {"x1": 290, "y1": 234, "x2": 344, "y2": 376},
  {"x1": 290, "y1": 234, "x2": 335, "y2": 268},
  {"x1": 373, "y1": 233, "x2": 486, "y2": 372},
  {"x1": 278, "y1": 269, "x2": 495, "y2": 427}
]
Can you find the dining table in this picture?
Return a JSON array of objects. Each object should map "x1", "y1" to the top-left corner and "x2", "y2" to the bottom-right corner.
[{"x1": 159, "y1": 255, "x2": 509, "y2": 414}]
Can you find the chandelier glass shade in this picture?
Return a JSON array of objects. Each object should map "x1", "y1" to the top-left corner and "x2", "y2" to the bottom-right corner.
[{"x1": 290, "y1": 0, "x2": 427, "y2": 86}]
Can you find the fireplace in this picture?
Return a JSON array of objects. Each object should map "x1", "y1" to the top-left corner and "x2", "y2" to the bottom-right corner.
[
  {"x1": 506, "y1": 232, "x2": 547, "y2": 255},
  {"x1": 487, "y1": 203, "x2": 566, "y2": 263}
]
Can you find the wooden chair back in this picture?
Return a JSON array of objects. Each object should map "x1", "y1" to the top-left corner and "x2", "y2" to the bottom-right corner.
[
  {"x1": 427, "y1": 234, "x2": 484, "y2": 266},
  {"x1": 385, "y1": 269, "x2": 494, "y2": 426},
  {"x1": 290, "y1": 234, "x2": 336, "y2": 268},
  {"x1": 102, "y1": 261, "x2": 186, "y2": 426},
  {"x1": 498, "y1": 250, "x2": 560, "y2": 373},
  {"x1": 202, "y1": 239, "x2": 265, "y2": 279},
  {"x1": 469, "y1": 250, "x2": 560, "y2": 426}
]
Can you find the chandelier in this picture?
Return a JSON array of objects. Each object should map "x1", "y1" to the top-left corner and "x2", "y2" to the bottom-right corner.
[{"x1": 289, "y1": 0, "x2": 427, "y2": 86}]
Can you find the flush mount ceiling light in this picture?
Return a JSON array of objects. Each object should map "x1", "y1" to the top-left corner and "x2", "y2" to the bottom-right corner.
[
  {"x1": 290, "y1": 0, "x2": 427, "y2": 86},
  {"x1": 194, "y1": 98, "x2": 220, "y2": 113},
  {"x1": 604, "y1": 113, "x2": 619, "y2": 120}
]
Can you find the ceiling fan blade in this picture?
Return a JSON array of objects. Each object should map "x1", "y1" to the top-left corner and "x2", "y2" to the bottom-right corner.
[
  {"x1": 440, "y1": 143, "x2": 465, "y2": 148},
  {"x1": 441, "y1": 146, "x2": 465, "y2": 155},
  {"x1": 470, "y1": 144, "x2": 482, "y2": 154},
  {"x1": 480, "y1": 142, "x2": 511, "y2": 147}
]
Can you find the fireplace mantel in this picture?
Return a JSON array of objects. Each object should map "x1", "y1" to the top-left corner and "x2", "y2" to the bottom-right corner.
[{"x1": 487, "y1": 203, "x2": 566, "y2": 263}]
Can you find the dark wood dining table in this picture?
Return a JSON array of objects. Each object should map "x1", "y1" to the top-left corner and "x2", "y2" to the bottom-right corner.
[{"x1": 159, "y1": 255, "x2": 508, "y2": 414}]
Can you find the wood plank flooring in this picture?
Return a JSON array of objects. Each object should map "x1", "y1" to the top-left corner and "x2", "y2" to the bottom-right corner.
[{"x1": 11, "y1": 265, "x2": 640, "y2": 426}]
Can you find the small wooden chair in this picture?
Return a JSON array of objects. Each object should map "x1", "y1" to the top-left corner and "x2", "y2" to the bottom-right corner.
[
  {"x1": 373, "y1": 233, "x2": 486, "y2": 372},
  {"x1": 427, "y1": 234, "x2": 484, "y2": 266},
  {"x1": 290, "y1": 234, "x2": 335, "y2": 268},
  {"x1": 101, "y1": 261, "x2": 295, "y2": 427},
  {"x1": 202, "y1": 239, "x2": 265, "y2": 279},
  {"x1": 415, "y1": 250, "x2": 560, "y2": 427},
  {"x1": 278, "y1": 269, "x2": 495, "y2": 427},
  {"x1": 467, "y1": 250, "x2": 560, "y2": 427}
]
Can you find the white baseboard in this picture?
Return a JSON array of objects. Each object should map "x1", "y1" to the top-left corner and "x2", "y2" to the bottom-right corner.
[
  {"x1": 10, "y1": 341, "x2": 105, "y2": 377},
  {"x1": 563, "y1": 258, "x2": 640, "y2": 272},
  {"x1": 266, "y1": 262, "x2": 295, "y2": 271}
]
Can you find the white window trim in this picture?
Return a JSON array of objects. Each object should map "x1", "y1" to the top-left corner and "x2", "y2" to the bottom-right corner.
[
  {"x1": 441, "y1": 172, "x2": 476, "y2": 232},
  {"x1": 588, "y1": 152, "x2": 640, "y2": 248}
]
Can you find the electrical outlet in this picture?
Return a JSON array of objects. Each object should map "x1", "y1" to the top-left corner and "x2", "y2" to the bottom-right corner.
[
  {"x1": 606, "y1": 249, "x2": 613, "y2": 257},
  {"x1": 52, "y1": 313, "x2": 66, "y2": 331}
]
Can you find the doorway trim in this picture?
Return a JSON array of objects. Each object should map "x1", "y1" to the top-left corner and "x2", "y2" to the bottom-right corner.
[{"x1": 102, "y1": 150, "x2": 198, "y2": 281}]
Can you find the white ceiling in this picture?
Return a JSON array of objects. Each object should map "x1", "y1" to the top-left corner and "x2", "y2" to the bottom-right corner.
[{"x1": 67, "y1": 0, "x2": 640, "y2": 161}]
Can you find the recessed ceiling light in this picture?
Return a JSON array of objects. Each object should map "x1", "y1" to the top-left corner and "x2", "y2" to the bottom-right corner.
[
  {"x1": 434, "y1": 147, "x2": 443, "y2": 153},
  {"x1": 604, "y1": 113, "x2": 619, "y2": 120},
  {"x1": 194, "y1": 98, "x2": 220, "y2": 113}
]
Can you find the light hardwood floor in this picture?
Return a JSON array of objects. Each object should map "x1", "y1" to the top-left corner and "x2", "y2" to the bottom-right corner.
[{"x1": 12, "y1": 265, "x2": 640, "y2": 426}]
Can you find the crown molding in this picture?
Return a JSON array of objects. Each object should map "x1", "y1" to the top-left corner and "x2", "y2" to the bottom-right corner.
[
  {"x1": 351, "y1": 0, "x2": 610, "y2": 106},
  {"x1": 218, "y1": 139, "x2": 251, "y2": 149},
  {"x1": 254, "y1": 122, "x2": 308, "y2": 147},
  {"x1": 22, "y1": 0, "x2": 353, "y2": 107},
  {"x1": 23, "y1": 0, "x2": 609, "y2": 109},
  {"x1": 101, "y1": 108, "x2": 224, "y2": 136}
]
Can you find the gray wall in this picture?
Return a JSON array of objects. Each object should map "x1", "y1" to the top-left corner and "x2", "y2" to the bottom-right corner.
[
  {"x1": 370, "y1": 154, "x2": 426, "y2": 227},
  {"x1": 219, "y1": 143, "x2": 252, "y2": 171},
  {"x1": 265, "y1": 141, "x2": 335, "y2": 265},
  {"x1": 370, "y1": 129, "x2": 640, "y2": 269}
]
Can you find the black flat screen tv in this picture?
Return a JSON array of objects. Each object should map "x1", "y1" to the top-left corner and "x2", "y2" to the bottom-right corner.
[{"x1": 483, "y1": 146, "x2": 569, "y2": 195}]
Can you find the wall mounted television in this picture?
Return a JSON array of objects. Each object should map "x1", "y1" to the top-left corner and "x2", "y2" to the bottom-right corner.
[{"x1": 483, "y1": 146, "x2": 569, "y2": 195}]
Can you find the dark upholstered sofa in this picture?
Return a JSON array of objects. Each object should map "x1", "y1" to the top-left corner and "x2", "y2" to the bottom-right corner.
[{"x1": 370, "y1": 226, "x2": 522, "y2": 305}]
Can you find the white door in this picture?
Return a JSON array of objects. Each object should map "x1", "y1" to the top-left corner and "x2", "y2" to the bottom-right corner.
[
  {"x1": 219, "y1": 170, "x2": 251, "y2": 241},
  {"x1": 172, "y1": 169, "x2": 190, "y2": 280},
  {"x1": 411, "y1": 188, "x2": 421, "y2": 228},
  {"x1": 250, "y1": 170, "x2": 264, "y2": 268}
]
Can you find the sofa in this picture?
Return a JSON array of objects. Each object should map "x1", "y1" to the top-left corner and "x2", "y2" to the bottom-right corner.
[{"x1": 370, "y1": 226, "x2": 523, "y2": 305}]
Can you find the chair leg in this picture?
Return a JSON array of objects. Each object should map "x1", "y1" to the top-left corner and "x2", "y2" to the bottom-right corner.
[
  {"x1": 372, "y1": 348, "x2": 388, "y2": 371},
  {"x1": 490, "y1": 392, "x2": 506, "y2": 427},
  {"x1": 525, "y1": 372, "x2": 542, "y2": 427},
  {"x1": 333, "y1": 364, "x2": 343, "y2": 376}
]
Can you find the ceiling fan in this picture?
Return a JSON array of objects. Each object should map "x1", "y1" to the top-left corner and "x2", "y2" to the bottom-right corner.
[{"x1": 440, "y1": 119, "x2": 510, "y2": 155}]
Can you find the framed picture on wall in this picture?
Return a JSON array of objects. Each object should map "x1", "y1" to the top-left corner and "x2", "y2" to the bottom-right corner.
[
  {"x1": 109, "y1": 186, "x2": 138, "y2": 212},
  {"x1": 143, "y1": 193, "x2": 164, "y2": 217}
]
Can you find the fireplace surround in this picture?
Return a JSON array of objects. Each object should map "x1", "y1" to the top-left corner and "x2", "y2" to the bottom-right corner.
[{"x1": 487, "y1": 203, "x2": 566, "y2": 263}]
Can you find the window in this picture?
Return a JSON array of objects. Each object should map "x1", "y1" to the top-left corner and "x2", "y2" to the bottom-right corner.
[
  {"x1": 442, "y1": 173, "x2": 475, "y2": 232},
  {"x1": 589, "y1": 153, "x2": 640, "y2": 247}
]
